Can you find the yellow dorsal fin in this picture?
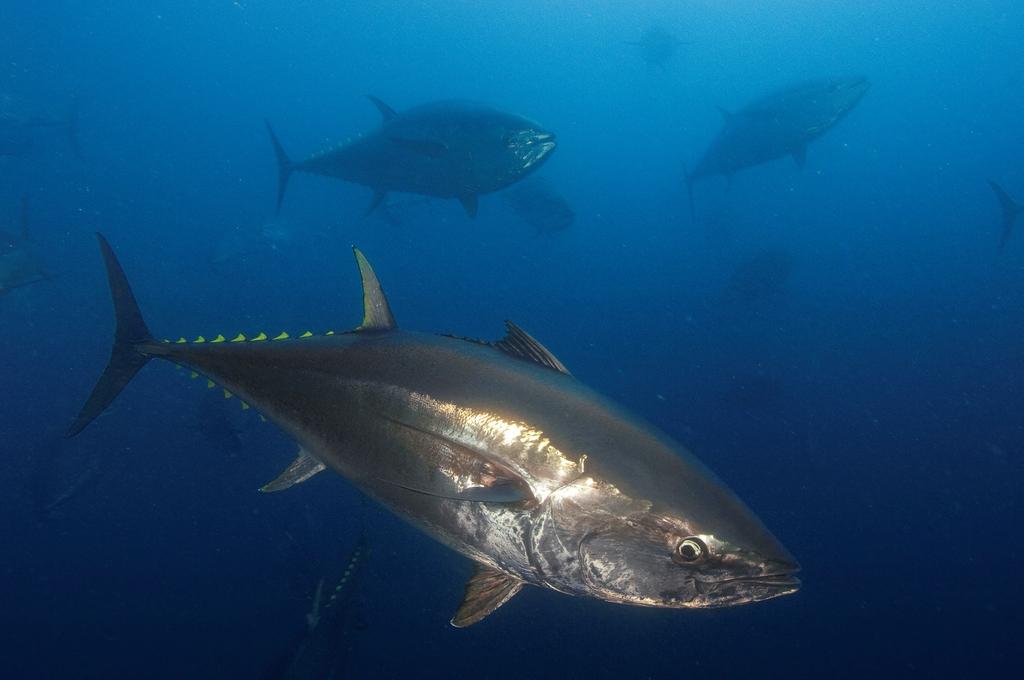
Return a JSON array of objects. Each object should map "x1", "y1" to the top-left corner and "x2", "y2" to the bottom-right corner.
[
  {"x1": 273, "y1": 331, "x2": 289, "y2": 340},
  {"x1": 211, "y1": 334, "x2": 226, "y2": 343},
  {"x1": 231, "y1": 333, "x2": 246, "y2": 342},
  {"x1": 252, "y1": 331, "x2": 268, "y2": 341},
  {"x1": 194, "y1": 336, "x2": 206, "y2": 343},
  {"x1": 300, "y1": 331, "x2": 313, "y2": 338},
  {"x1": 353, "y1": 247, "x2": 397, "y2": 331},
  {"x1": 223, "y1": 389, "x2": 233, "y2": 399}
]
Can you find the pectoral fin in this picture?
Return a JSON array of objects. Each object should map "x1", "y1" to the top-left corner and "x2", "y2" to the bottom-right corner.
[
  {"x1": 260, "y1": 447, "x2": 326, "y2": 492},
  {"x1": 451, "y1": 565, "x2": 525, "y2": 627},
  {"x1": 374, "y1": 415, "x2": 533, "y2": 503}
]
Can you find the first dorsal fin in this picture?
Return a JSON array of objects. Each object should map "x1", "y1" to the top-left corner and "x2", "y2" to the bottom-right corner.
[
  {"x1": 352, "y1": 247, "x2": 396, "y2": 331},
  {"x1": 366, "y1": 95, "x2": 397, "y2": 123},
  {"x1": 450, "y1": 564, "x2": 525, "y2": 628},
  {"x1": 495, "y1": 321, "x2": 570, "y2": 375}
]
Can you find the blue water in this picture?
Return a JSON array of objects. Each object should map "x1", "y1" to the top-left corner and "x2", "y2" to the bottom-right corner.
[{"x1": 2, "y1": 2, "x2": 1021, "y2": 677}]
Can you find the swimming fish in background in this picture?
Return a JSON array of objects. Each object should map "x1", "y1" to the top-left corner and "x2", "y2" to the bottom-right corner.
[
  {"x1": 501, "y1": 176, "x2": 575, "y2": 235},
  {"x1": 0, "y1": 94, "x2": 80, "y2": 159},
  {"x1": 266, "y1": 97, "x2": 557, "y2": 218},
  {"x1": 687, "y1": 77, "x2": 870, "y2": 219},
  {"x1": 0, "y1": 196, "x2": 53, "y2": 297},
  {"x1": 262, "y1": 534, "x2": 369, "y2": 680},
  {"x1": 625, "y1": 26, "x2": 687, "y2": 71},
  {"x1": 68, "y1": 234, "x2": 798, "y2": 626}
]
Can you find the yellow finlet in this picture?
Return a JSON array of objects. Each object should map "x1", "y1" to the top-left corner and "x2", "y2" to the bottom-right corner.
[
  {"x1": 175, "y1": 337, "x2": 187, "y2": 344},
  {"x1": 206, "y1": 379, "x2": 215, "y2": 389},
  {"x1": 223, "y1": 389, "x2": 233, "y2": 399},
  {"x1": 194, "y1": 335, "x2": 206, "y2": 343},
  {"x1": 326, "y1": 330, "x2": 335, "y2": 336},
  {"x1": 259, "y1": 414, "x2": 267, "y2": 422},
  {"x1": 240, "y1": 402, "x2": 250, "y2": 411},
  {"x1": 300, "y1": 331, "x2": 313, "y2": 338},
  {"x1": 190, "y1": 371, "x2": 198, "y2": 379},
  {"x1": 252, "y1": 331, "x2": 268, "y2": 341},
  {"x1": 273, "y1": 331, "x2": 289, "y2": 340},
  {"x1": 211, "y1": 334, "x2": 226, "y2": 343},
  {"x1": 161, "y1": 339, "x2": 170, "y2": 343},
  {"x1": 231, "y1": 333, "x2": 246, "y2": 342}
]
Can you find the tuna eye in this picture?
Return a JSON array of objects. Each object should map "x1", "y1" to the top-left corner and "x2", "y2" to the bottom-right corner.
[{"x1": 676, "y1": 538, "x2": 705, "y2": 562}]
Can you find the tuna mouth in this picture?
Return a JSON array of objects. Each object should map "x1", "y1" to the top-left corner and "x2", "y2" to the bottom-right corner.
[
  {"x1": 696, "y1": 568, "x2": 801, "y2": 602},
  {"x1": 510, "y1": 131, "x2": 557, "y2": 170}
]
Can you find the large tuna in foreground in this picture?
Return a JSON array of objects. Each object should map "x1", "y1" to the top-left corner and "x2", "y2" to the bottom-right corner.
[
  {"x1": 266, "y1": 98, "x2": 556, "y2": 218},
  {"x1": 69, "y1": 235, "x2": 799, "y2": 626},
  {"x1": 687, "y1": 77, "x2": 869, "y2": 217}
]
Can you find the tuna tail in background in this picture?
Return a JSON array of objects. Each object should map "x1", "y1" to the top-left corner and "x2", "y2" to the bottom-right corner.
[
  {"x1": 266, "y1": 120, "x2": 293, "y2": 215},
  {"x1": 66, "y1": 234, "x2": 154, "y2": 437},
  {"x1": 988, "y1": 180, "x2": 1021, "y2": 251}
]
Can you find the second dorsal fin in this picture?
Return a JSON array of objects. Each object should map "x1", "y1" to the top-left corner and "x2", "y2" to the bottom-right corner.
[
  {"x1": 352, "y1": 247, "x2": 396, "y2": 331},
  {"x1": 495, "y1": 321, "x2": 570, "y2": 375},
  {"x1": 366, "y1": 95, "x2": 397, "y2": 123}
]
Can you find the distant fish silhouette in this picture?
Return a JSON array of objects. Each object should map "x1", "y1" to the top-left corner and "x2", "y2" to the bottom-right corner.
[
  {"x1": 0, "y1": 196, "x2": 54, "y2": 297},
  {"x1": 687, "y1": 78, "x2": 870, "y2": 220},
  {"x1": 0, "y1": 94, "x2": 80, "y2": 159},
  {"x1": 30, "y1": 435, "x2": 103, "y2": 518},
  {"x1": 262, "y1": 533, "x2": 370, "y2": 680},
  {"x1": 988, "y1": 180, "x2": 1021, "y2": 251},
  {"x1": 626, "y1": 26, "x2": 686, "y2": 70},
  {"x1": 501, "y1": 176, "x2": 575, "y2": 235},
  {"x1": 721, "y1": 249, "x2": 794, "y2": 305}
]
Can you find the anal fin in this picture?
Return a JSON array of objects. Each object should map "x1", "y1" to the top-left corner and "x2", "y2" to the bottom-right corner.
[
  {"x1": 458, "y1": 194, "x2": 478, "y2": 218},
  {"x1": 792, "y1": 145, "x2": 807, "y2": 169},
  {"x1": 260, "y1": 447, "x2": 326, "y2": 492},
  {"x1": 451, "y1": 564, "x2": 525, "y2": 628}
]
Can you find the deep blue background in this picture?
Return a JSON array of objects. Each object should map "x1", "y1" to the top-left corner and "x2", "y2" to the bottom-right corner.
[{"x1": 2, "y1": 2, "x2": 1021, "y2": 677}]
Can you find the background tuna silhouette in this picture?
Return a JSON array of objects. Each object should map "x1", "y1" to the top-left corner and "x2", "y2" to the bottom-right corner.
[{"x1": 1, "y1": 2, "x2": 1022, "y2": 678}]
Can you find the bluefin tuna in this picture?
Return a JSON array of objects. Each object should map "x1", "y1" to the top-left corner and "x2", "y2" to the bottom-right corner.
[
  {"x1": 687, "y1": 77, "x2": 870, "y2": 218},
  {"x1": 501, "y1": 176, "x2": 575, "y2": 235},
  {"x1": 0, "y1": 94, "x2": 80, "y2": 158},
  {"x1": 68, "y1": 235, "x2": 799, "y2": 626},
  {"x1": 626, "y1": 26, "x2": 686, "y2": 71},
  {"x1": 266, "y1": 98, "x2": 556, "y2": 218}
]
